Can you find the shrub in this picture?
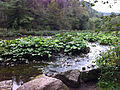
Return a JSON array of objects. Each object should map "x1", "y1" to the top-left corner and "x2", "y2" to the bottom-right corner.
[{"x1": 96, "y1": 42, "x2": 120, "y2": 89}]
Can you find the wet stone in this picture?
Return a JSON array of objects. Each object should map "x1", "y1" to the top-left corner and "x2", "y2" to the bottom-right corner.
[
  {"x1": 91, "y1": 65, "x2": 96, "y2": 68},
  {"x1": 17, "y1": 75, "x2": 68, "y2": 90},
  {"x1": 87, "y1": 66, "x2": 91, "y2": 68},
  {"x1": 0, "y1": 80, "x2": 12, "y2": 90},
  {"x1": 55, "y1": 69, "x2": 81, "y2": 88},
  {"x1": 81, "y1": 68, "x2": 101, "y2": 82},
  {"x1": 82, "y1": 67, "x2": 86, "y2": 71}
]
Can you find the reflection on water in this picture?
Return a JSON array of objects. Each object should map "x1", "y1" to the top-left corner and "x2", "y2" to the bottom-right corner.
[
  {"x1": 0, "y1": 43, "x2": 111, "y2": 90},
  {"x1": 12, "y1": 76, "x2": 23, "y2": 90},
  {"x1": 0, "y1": 62, "x2": 48, "y2": 90}
]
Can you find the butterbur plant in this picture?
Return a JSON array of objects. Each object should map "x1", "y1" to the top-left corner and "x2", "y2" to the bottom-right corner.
[
  {"x1": 0, "y1": 32, "x2": 119, "y2": 63},
  {"x1": 0, "y1": 33, "x2": 90, "y2": 62}
]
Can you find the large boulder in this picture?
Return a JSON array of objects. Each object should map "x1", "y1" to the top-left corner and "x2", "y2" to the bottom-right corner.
[
  {"x1": 0, "y1": 80, "x2": 12, "y2": 90},
  {"x1": 54, "y1": 69, "x2": 81, "y2": 88},
  {"x1": 80, "y1": 68, "x2": 101, "y2": 82},
  {"x1": 17, "y1": 75, "x2": 68, "y2": 90},
  {"x1": 54, "y1": 68, "x2": 100, "y2": 88},
  {"x1": 69, "y1": 82, "x2": 98, "y2": 90}
]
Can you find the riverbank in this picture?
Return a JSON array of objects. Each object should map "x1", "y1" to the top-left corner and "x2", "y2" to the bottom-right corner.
[
  {"x1": 1, "y1": 29, "x2": 119, "y2": 40},
  {"x1": 0, "y1": 42, "x2": 111, "y2": 90},
  {"x1": 0, "y1": 31, "x2": 119, "y2": 90}
]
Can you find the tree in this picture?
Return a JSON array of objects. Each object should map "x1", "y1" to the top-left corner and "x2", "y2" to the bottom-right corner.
[
  {"x1": 63, "y1": 6, "x2": 89, "y2": 30},
  {"x1": 7, "y1": 0, "x2": 34, "y2": 30},
  {"x1": 79, "y1": 0, "x2": 119, "y2": 7},
  {"x1": 44, "y1": 0, "x2": 63, "y2": 30},
  {"x1": 0, "y1": 2, "x2": 9, "y2": 28}
]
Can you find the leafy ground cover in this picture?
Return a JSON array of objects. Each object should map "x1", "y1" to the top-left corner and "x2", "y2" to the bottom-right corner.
[
  {"x1": 54, "y1": 32, "x2": 119, "y2": 45},
  {"x1": 96, "y1": 41, "x2": 120, "y2": 89},
  {"x1": 0, "y1": 29, "x2": 93, "y2": 38},
  {"x1": 0, "y1": 34, "x2": 89, "y2": 63},
  {"x1": 0, "y1": 32, "x2": 119, "y2": 63}
]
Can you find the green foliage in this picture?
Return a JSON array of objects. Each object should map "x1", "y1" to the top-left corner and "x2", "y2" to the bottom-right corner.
[
  {"x1": 45, "y1": 0, "x2": 63, "y2": 30},
  {"x1": 7, "y1": 0, "x2": 33, "y2": 30},
  {"x1": 0, "y1": 36, "x2": 55, "y2": 61},
  {"x1": 89, "y1": 17, "x2": 102, "y2": 29},
  {"x1": 96, "y1": 41, "x2": 120, "y2": 89},
  {"x1": 63, "y1": 6, "x2": 90, "y2": 30},
  {"x1": 98, "y1": 36, "x2": 118, "y2": 45},
  {"x1": 98, "y1": 13, "x2": 120, "y2": 31},
  {"x1": 83, "y1": 32, "x2": 119, "y2": 45},
  {"x1": 0, "y1": 29, "x2": 92, "y2": 37},
  {"x1": 0, "y1": 0, "x2": 92, "y2": 30},
  {"x1": 83, "y1": 33, "x2": 98, "y2": 42},
  {"x1": 53, "y1": 33, "x2": 89, "y2": 55},
  {"x1": 97, "y1": 43, "x2": 120, "y2": 67},
  {"x1": 54, "y1": 32, "x2": 119, "y2": 46},
  {"x1": 0, "y1": 31, "x2": 119, "y2": 63},
  {"x1": 0, "y1": 32, "x2": 90, "y2": 62},
  {"x1": 34, "y1": 0, "x2": 63, "y2": 30}
]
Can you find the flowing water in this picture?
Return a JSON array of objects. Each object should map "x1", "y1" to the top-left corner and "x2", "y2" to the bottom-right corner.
[
  {"x1": 43, "y1": 43, "x2": 111, "y2": 75},
  {"x1": 0, "y1": 43, "x2": 111, "y2": 90}
]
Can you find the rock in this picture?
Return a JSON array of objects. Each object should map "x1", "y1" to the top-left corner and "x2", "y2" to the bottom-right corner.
[
  {"x1": 55, "y1": 69, "x2": 80, "y2": 88},
  {"x1": 92, "y1": 44, "x2": 96, "y2": 47},
  {"x1": 82, "y1": 67, "x2": 86, "y2": 70},
  {"x1": 74, "y1": 59, "x2": 78, "y2": 62},
  {"x1": 62, "y1": 64, "x2": 65, "y2": 67},
  {"x1": 69, "y1": 82, "x2": 98, "y2": 90},
  {"x1": 87, "y1": 66, "x2": 91, "y2": 68},
  {"x1": 67, "y1": 63, "x2": 72, "y2": 66},
  {"x1": 17, "y1": 75, "x2": 68, "y2": 90},
  {"x1": 54, "y1": 68, "x2": 100, "y2": 89},
  {"x1": 80, "y1": 68, "x2": 101, "y2": 82},
  {"x1": 0, "y1": 80, "x2": 12, "y2": 90}
]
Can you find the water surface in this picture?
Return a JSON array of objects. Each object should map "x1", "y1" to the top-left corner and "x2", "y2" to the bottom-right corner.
[{"x1": 0, "y1": 43, "x2": 111, "y2": 90}]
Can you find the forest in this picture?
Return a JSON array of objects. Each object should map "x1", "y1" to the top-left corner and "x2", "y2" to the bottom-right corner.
[{"x1": 0, "y1": 0, "x2": 120, "y2": 90}]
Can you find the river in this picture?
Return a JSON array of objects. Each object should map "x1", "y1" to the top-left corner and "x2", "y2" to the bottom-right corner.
[{"x1": 0, "y1": 42, "x2": 111, "y2": 90}]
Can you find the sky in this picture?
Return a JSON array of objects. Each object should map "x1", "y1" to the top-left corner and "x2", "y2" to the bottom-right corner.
[{"x1": 84, "y1": 0, "x2": 120, "y2": 13}]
